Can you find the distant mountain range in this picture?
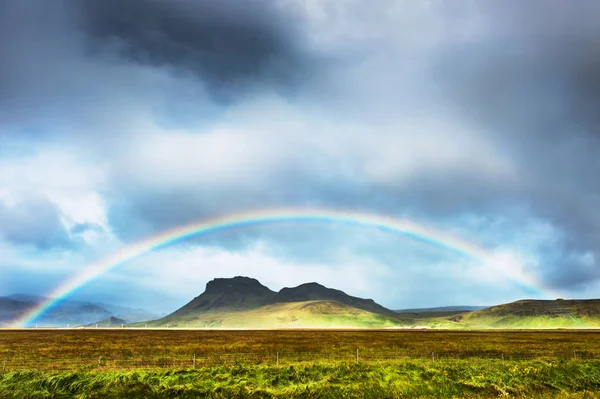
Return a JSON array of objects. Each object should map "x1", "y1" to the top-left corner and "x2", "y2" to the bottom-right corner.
[
  {"x1": 5, "y1": 277, "x2": 600, "y2": 329},
  {"x1": 0, "y1": 294, "x2": 161, "y2": 327},
  {"x1": 138, "y1": 277, "x2": 600, "y2": 329}
]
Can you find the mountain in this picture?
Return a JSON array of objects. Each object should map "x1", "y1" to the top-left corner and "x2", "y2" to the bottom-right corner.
[
  {"x1": 7, "y1": 294, "x2": 50, "y2": 303},
  {"x1": 170, "y1": 277, "x2": 276, "y2": 316},
  {"x1": 448, "y1": 299, "x2": 600, "y2": 328},
  {"x1": 97, "y1": 304, "x2": 163, "y2": 323},
  {"x1": 85, "y1": 316, "x2": 128, "y2": 328},
  {"x1": 273, "y1": 282, "x2": 397, "y2": 316},
  {"x1": 0, "y1": 297, "x2": 35, "y2": 326},
  {"x1": 144, "y1": 276, "x2": 405, "y2": 328},
  {"x1": 0, "y1": 295, "x2": 160, "y2": 327}
]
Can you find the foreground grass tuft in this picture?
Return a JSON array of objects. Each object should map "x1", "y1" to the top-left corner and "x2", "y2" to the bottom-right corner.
[{"x1": 1, "y1": 360, "x2": 600, "y2": 398}]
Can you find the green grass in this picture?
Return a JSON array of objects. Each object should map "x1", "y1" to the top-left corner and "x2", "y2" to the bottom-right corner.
[
  {"x1": 1, "y1": 360, "x2": 600, "y2": 398},
  {"x1": 3, "y1": 330, "x2": 600, "y2": 397}
]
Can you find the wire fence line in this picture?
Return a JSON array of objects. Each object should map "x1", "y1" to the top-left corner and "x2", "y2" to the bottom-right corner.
[{"x1": 1, "y1": 350, "x2": 599, "y2": 372}]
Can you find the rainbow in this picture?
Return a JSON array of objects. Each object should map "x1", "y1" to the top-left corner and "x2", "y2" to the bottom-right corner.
[{"x1": 11, "y1": 208, "x2": 554, "y2": 327}]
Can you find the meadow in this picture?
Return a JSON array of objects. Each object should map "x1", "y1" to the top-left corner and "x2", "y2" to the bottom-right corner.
[{"x1": 1, "y1": 329, "x2": 600, "y2": 398}]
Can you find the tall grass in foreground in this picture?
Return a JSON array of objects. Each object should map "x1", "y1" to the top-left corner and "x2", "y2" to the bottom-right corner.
[{"x1": 1, "y1": 359, "x2": 599, "y2": 398}]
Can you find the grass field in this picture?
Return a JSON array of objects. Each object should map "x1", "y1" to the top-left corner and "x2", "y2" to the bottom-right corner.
[{"x1": 1, "y1": 330, "x2": 600, "y2": 398}]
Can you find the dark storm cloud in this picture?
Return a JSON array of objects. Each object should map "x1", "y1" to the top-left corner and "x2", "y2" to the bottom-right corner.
[
  {"x1": 433, "y1": 0, "x2": 600, "y2": 289},
  {"x1": 0, "y1": 0, "x2": 311, "y2": 128},
  {"x1": 0, "y1": 198, "x2": 72, "y2": 249},
  {"x1": 72, "y1": 0, "x2": 308, "y2": 99}
]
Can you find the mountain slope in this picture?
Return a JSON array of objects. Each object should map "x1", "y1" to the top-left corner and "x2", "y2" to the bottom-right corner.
[
  {"x1": 146, "y1": 276, "x2": 404, "y2": 328},
  {"x1": 452, "y1": 299, "x2": 600, "y2": 328},
  {"x1": 150, "y1": 300, "x2": 405, "y2": 328},
  {"x1": 272, "y1": 283, "x2": 397, "y2": 316},
  {"x1": 170, "y1": 277, "x2": 276, "y2": 317}
]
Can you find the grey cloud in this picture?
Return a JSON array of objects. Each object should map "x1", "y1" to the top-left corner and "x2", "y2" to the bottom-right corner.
[
  {"x1": 0, "y1": 0, "x2": 313, "y2": 135},
  {"x1": 0, "y1": 198, "x2": 72, "y2": 249},
  {"x1": 72, "y1": 0, "x2": 309, "y2": 100},
  {"x1": 431, "y1": 0, "x2": 600, "y2": 288}
]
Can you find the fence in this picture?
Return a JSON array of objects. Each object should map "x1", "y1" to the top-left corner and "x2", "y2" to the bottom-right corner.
[{"x1": 2, "y1": 350, "x2": 599, "y2": 373}]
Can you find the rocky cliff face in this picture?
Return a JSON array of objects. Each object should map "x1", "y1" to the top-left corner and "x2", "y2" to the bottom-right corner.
[{"x1": 171, "y1": 276, "x2": 276, "y2": 315}]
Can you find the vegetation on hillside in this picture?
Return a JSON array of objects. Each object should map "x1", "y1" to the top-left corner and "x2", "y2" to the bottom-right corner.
[
  {"x1": 146, "y1": 300, "x2": 405, "y2": 328},
  {"x1": 449, "y1": 299, "x2": 600, "y2": 329}
]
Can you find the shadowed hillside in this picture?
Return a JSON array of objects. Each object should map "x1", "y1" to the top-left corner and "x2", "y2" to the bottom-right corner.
[{"x1": 170, "y1": 277, "x2": 276, "y2": 316}]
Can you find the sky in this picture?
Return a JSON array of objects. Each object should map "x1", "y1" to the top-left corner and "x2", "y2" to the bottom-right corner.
[{"x1": 1, "y1": 0, "x2": 600, "y2": 313}]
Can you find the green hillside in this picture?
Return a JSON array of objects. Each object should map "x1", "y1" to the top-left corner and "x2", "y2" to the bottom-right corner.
[
  {"x1": 146, "y1": 300, "x2": 407, "y2": 328},
  {"x1": 447, "y1": 299, "x2": 600, "y2": 329}
]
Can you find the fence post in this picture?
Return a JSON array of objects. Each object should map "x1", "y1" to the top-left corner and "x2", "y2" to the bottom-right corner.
[
  {"x1": 98, "y1": 356, "x2": 101, "y2": 369},
  {"x1": 431, "y1": 352, "x2": 435, "y2": 363},
  {"x1": 356, "y1": 349, "x2": 359, "y2": 364},
  {"x1": 573, "y1": 350, "x2": 577, "y2": 360},
  {"x1": 2, "y1": 357, "x2": 5, "y2": 377},
  {"x1": 502, "y1": 353, "x2": 504, "y2": 366},
  {"x1": 193, "y1": 354, "x2": 196, "y2": 369},
  {"x1": 276, "y1": 352, "x2": 279, "y2": 366}
]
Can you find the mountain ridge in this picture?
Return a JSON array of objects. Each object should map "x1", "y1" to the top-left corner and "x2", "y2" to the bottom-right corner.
[
  {"x1": 148, "y1": 276, "x2": 401, "y2": 328},
  {"x1": 448, "y1": 299, "x2": 600, "y2": 328},
  {"x1": 0, "y1": 295, "x2": 160, "y2": 327}
]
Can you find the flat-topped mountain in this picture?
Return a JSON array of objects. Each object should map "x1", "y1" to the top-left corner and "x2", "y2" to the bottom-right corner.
[
  {"x1": 171, "y1": 277, "x2": 276, "y2": 316},
  {"x1": 147, "y1": 276, "x2": 402, "y2": 328}
]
